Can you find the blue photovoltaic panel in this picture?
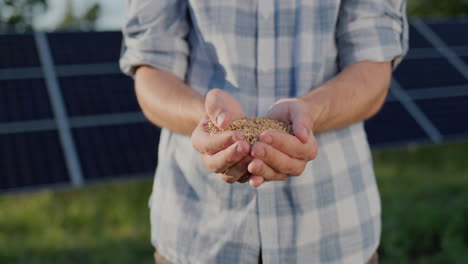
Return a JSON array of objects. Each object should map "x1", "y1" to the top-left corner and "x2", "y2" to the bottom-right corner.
[
  {"x1": 0, "y1": 34, "x2": 40, "y2": 68},
  {"x1": 0, "y1": 79, "x2": 53, "y2": 122},
  {"x1": 427, "y1": 21, "x2": 468, "y2": 47},
  {"x1": 364, "y1": 102, "x2": 429, "y2": 146},
  {"x1": 0, "y1": 131, "x2": 69, "y2": 190},
  {"x1": 2, "y1": 20, "x2": 468, "y2": 193},
  {"x1": 59, "y1": 74, "x2": 139, "y2": 116},
  {"x1": 394, "y1": 58, "x2": 468, "y2": 90},
  {"x1": 461, "y1": 56, "x2": 468, "y2": 66},
  {"x1": 47, "y1": 32, "x2": 122, "y2": 65},
  {"x1": 73, "y1": 123, "x2": 159, "y2": 180},
  {"x1": 409, "y1": 24, "x2": 433, "y2": 49},
  {"x1": 405, "y1": 48, "x2": 441, "y2": 59},
  {"x1": 416, "y1": 96, "x2": 468, "y2": 138}
]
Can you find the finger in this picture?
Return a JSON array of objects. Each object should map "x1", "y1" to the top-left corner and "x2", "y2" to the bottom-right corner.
[
  {"x1": 265, "y1": 99, "x2": 312, "y2": 144},
  {"x1": 258, "y1": 130, "x2": 317, "y2": 161},
  {"x1": 192, "y1": 117, "x2": 243, "y2": 155},
  {"x1": 247, "y1": 159, "x2": 289, "y2": 182},
  {"x1": 220, "y1": 155, "x2": 253, "y2": 184},
  {"x1": 290, "y1": 109, "x2": 312, "y2": 144},
  {"x1": 265, "y1": 101, "x2": 290, "y2": 123},
  {"x1": 237, "y1": 173, "x2": 251, "y2": 183},
  {"x1": 249, "y1": 175, "x2": 264, "y2": 188},
  {"x1": 201, "y1": 141, "x2": 250, "y2": 173},
  {"x1": 251, "y1": 142, "x2": 306, "y2": 176},
  {"x1": 205, "y1": 89, "x2": 244, "y2": 129},
  {"x1": 205, "y1": 89, "x2": 228, "y2": 127},
  {"x1": 292, "y1": 121, "x2": 309, "y2": 144}
]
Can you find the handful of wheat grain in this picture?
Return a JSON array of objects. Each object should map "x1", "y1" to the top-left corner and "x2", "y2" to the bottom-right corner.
[{"x1": 206, "y1": 117, "x2": 293, "y2": 144}]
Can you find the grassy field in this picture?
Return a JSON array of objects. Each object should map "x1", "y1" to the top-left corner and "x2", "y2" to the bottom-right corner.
[
  {"x1": 0, "y1": 181, "x2": 154, "y2": 264},
  {"x1": 1, "y1": 142, "x2": 467, "y2": 263},
  {"x1": 375, "y1": 142, "x2": 468, "y2": 264}
]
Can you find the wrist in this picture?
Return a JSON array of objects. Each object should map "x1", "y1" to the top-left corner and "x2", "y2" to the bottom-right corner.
[
  {"x1": 298, "y1": 90, "x2": 327, "y2": 132},
  {"x1": 195, "y1": 95, "x2": 206, "y2": 120}
]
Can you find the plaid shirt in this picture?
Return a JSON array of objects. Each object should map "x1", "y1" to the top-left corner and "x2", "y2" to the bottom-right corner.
[{"x1": 120, "y1": 0, "x2": 408, "y2": 263}]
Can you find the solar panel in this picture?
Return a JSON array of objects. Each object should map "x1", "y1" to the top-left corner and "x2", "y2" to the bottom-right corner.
[
  {"x1": 416, "y1": 96, "x2": 468, "y2": 138},
  {"x1": 0, "y1": 131, "x2": 69, "y2": 190},
  {"x1": 427, "y1": 21, "x2": 468, "y2": 47},
  {"x1": 409, "y1": 24, "x2": 433, "y2": 49},
  {"x1": 59, "y1": 74, "x2": 139, "y2": 116},
  {"x1": 0, "y1": 79, "x2": 53, "y2": 122},
  {"x1": 394, "y1": 58, "x2": 468, "y2": 90},
  {"x1": 0, "y1": 34, "x2": 40, "y2": 68},
  {"x1": 48, "y1": 32, "x2": 122, "y2": 65},
  {"x1": 405, "y1": 48, "x2": 442, "y2": 60},
  {"x1": 461, "y1": 56, "x2": 468, "y2": 65},
  {"x1": 73, "y1": 123, "x2": 159, "y2": 180},
  {"x1": 364, "y1": 102, "x2": 429, "y2": 147},
  {"x1": 2, "y1": 20, "x2": 468, "y2": 193}
]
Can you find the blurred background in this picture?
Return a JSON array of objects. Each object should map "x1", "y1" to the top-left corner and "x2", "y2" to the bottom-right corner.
[{"x1": 0, "y1": 0, "x2": 467, "y2": 263}]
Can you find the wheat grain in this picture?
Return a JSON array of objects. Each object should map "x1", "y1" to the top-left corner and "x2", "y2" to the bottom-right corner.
[{"x1": 206, "y1": 117, "x2": 293, "y2": 144}]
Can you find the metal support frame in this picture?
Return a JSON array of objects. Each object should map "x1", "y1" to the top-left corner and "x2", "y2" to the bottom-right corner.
[
  {"x1": 406, "y1": 85, "x2": 468, "y2": 101},
  {"x1": 0, "y1": 120, "x2": 56, "y2": 134},
  {"x1": 391, "y1": 81, "x2": 443, "y2": 143},
  {"x1": 0, "y1": 63, "x2": 120, "y2": 81},
  {"x1": 412, "y1": 19, "x2": 468, "y2": 80},
  {"x1": 34, "y1": 31, "x2": 84, "y2": 186},
  {"x1": 56, "y1": 63, "x2": 120, "y2": 77},
  {"x1": 0, "y1": 67, "x2": 43, "y2": 80},
  {"x1": 0, "y1": 112, "x2": 146, "y2": 135},
  {"x1": 70, "y1": 112, "x2": 146, "y2": 128}
]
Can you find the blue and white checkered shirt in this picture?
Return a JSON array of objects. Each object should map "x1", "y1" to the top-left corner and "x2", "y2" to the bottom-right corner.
[{"x1": 120, "y1": 0, "x2": 408, "y2": 263}]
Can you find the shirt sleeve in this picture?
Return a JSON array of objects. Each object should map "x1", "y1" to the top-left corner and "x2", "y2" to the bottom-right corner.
[
  {"x1": 336, "y1": 0, "x2": 408, "y2": 70},
  {"x1": 119, "y1": 0, "x2": 190, "y2": 79}
]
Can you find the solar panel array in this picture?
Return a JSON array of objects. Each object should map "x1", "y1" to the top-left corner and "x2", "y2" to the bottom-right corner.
[
  {"x1": 0, "y1": 31, "x2": 159, "y2": 192},
  {"x1": 1, "y1": 19, "x2": 468, "y2": 192},
  {"x1": 365, "y1": 19, "x2": 468, "y2": 147}
]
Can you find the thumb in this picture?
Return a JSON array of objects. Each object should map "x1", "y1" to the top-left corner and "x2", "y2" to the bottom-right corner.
[
  {"x1": 205, "y1": 89, "x2": 244, "y2": 129},
  {"x1": 205, "y1": 89, "x2": 229, "y2": 128},
  {"x1": 291, "y1": 106, "x2": 312, "y2": 144}
]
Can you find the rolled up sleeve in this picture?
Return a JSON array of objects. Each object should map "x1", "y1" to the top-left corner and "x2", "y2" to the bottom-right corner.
[
  {"x1": 119, "y1": 0, "x2": 190, "y2": 79},
  {"x1": 336, "y1": 0, "x2": 408, "y2": 70}
]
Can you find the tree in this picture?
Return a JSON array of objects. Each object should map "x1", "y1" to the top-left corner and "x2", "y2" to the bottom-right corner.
[
  {"x1": 0, "y1": 0, "x2": 48, "y2": 32},
  {"x1": 0, "y1": 0, "x2": 101, "y2": 32},
  {"x1": 407, "y1": 0, "x2": 468, "y2": 17},
  {"x1": 56, "y1": 0, "x2": 101, "y2": 31}
]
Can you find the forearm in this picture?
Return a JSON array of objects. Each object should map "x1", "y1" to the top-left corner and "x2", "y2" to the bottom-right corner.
[
  {"x1": 134, "y1": 66, "x2": 205, "y2": 136},
  {"x1": 300, "y1": 61, "x2": 392, "y2": 133}
]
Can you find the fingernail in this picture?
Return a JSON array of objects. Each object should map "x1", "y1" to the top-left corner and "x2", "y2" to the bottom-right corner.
[
  {"x1": 250, "y1": 176, "x2": 264, "y2": 188},
  {"x1": 248, "y1": 162, "x2": 257, "y2": 172},
  {"x1": 249, "y1": 177, "x2": 257, "y2": 187},
  {"x1": 300, "y1": 127, "x2": 310, "y2": 143},
  {"x1": 237, "y1": 144, "x2": 244, "y2": 153},
  {"x1": 216, "y1": 112, "x2": 226, "y2": 127}
]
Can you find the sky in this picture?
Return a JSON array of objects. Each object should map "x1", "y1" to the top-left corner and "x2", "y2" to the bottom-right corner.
[{"x1": 34, "y1": 0, "x2": 126, "y2": 31}]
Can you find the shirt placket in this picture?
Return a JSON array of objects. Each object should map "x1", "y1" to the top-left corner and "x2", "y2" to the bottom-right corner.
[
  {"x1": 256, "y1": 0, "x2": 276, "y2": 117},
  {"x1": 257, "y1": 1, "x2": 281, "y2": 263}
]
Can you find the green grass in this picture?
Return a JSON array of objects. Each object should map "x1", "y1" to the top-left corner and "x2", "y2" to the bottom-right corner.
[
  {"x1": 375, "y1": 142, "x2": 468, "y2": 264},
  {"x1": 1, "y1": 142, "x2": 468, "y2": 263},
  {"x1": 0, "y1": 181, "x2": 155, "y2": 264},
  {"x1": 407, "y1": 0, "x2": 468, "y2": 17}
]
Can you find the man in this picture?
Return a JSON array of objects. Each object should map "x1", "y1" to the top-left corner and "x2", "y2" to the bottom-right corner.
[{"x1": 120, "y1": 0, "x2": 408, "y2": 263}]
